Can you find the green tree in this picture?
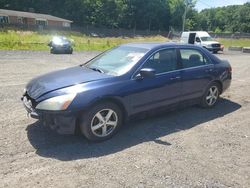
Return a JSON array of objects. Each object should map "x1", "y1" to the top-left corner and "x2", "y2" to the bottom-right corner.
[{"x1": 0, "y1": 0, "x2": 249, "y2": 33}]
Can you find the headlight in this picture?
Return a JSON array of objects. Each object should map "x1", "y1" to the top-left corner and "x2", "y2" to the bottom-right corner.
[{"x1": 36, "y1": 94, "x2": 76, "y2": 111}]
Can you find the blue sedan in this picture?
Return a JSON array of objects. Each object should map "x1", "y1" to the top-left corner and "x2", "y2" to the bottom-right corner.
[{"x1": 22, "y1": 43, "x2": 232, "y2": 141}]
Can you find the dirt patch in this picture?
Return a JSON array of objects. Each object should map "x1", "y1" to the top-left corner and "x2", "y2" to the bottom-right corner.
[{"x1": 0, "y1": 50, "x2": 249, "y2": 187}]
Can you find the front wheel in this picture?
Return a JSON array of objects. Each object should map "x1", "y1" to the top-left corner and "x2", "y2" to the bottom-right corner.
[
  {"x1": 50, "y1": 48, "x2": 54, "y2": 54},
  {"x1": 80, "y1": 102, "x2": 123, "y2": 141},
  {"x1": 200, "y1": 83, "x2": 220, "y2": 108}
]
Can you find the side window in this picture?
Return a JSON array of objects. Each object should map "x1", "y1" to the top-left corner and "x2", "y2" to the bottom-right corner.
[
  {"x1": 142, "y1": 49, "x2": 177, "y2": 74},
  {"x1": 195, "y1": 37, "x2": 201, "y2": 42},
  {"x1": 180, "y1": 49, "x2": 211, "y2": 69},
  {"x1": 0, "y1": 16, "x2": 9, "y2": 23}
]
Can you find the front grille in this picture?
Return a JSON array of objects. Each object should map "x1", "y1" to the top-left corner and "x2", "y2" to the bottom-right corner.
[{"x1": 212, "y1": 44, "x2": 220, "y2": 48}]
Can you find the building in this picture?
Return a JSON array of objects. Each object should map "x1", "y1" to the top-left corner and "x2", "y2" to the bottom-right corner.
[{"x1": 0, "y1": 9, "x2": 73, "y2": 28}]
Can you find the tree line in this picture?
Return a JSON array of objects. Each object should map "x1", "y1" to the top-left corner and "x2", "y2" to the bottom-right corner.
[{"x1": 0, "y1": 0, "x2": 249, "y2": 33}]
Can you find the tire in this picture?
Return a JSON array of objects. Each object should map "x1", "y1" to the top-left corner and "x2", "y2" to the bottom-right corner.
[
  {"x1": 200, "y1": 82, "x2": 220, "y2": 108},
  {"x1": 80, "y1": 102, "x2": 123, "y2": 141},
  {"x1": 213, "y1": 50, "x2": 218, "y2": 54},
  {"x1": 68, "y1": 49, "x2": 73, "y2": 54},
  {"x1": 50, "y1": 48, "x2": 54, "y2": 54}
]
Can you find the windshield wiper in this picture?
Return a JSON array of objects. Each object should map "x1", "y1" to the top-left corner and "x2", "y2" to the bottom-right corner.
[{"x1": 89, "y1": 67, "x2": 104, "y2": 73}]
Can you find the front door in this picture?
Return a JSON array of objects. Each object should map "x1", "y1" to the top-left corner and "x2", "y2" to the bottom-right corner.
[{"x1": 128, "y1": 48, "x2": 182, "y2": 114}]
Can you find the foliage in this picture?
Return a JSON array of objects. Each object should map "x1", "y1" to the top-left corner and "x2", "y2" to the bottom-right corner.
[
  {"x1": 199, "y1": 3, "x2": 250, "y2": 33},
  {"x1": 0, "y1": 1, "x2": 249, "y2": 32}
]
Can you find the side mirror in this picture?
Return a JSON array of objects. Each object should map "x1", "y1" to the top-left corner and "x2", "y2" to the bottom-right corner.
[
  {"x1": 195, "y1": 37, "x2": 201, "y2": 43},
  {"x1": 135, "y1": 68, "x2": 155, "y2": 80}
]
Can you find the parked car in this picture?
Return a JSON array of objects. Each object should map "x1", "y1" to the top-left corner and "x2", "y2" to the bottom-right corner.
[
  {"x1": 48, "y1": 36, "x2": 73, "y2": 54},
  {"x1": 22, "y1": 43, "x2": 232, "y2": 141},
  {"x1": 181, "y1": 31, "x2": 224, "y2": 53}
]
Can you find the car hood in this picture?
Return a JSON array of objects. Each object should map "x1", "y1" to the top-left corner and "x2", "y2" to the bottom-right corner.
[{"x1": 26, "y1": 66, "x2": 112, "y2": 100}]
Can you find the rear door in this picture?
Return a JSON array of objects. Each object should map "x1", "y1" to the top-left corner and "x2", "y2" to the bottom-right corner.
[{"x1": 178, "y1": 48, "x2": 214, "y2": 101}]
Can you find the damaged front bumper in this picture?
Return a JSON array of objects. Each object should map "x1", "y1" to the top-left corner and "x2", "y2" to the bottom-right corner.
[{"x1": 22, "y1": 96, "x2": 77, "y2": 135}]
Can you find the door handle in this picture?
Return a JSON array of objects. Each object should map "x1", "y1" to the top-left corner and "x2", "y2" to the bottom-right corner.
[
  {"x1": 170, "y1": 76, "x2": 181, "y2": 80},
  {"x1": 205, "y1": 68, "x2": 213, "y2": 73}
]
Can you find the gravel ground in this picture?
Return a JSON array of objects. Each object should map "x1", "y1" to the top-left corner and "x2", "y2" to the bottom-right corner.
[{"x1": 0, "y1": 50, "x2": 249, "y2": 188}]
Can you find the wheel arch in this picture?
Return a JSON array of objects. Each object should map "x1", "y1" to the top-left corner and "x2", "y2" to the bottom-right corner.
[
  {"x1": 75, "y1": 96, "x2": 128, "y2": 134},
  {"x1": 213, "y1": 80, "x2": 223, "y2": 94},
  {"x1": 92, "y1": 97, "x2": 128, "y2": 120},
  {"x1": 202, "y1": 80, "x2": 223, "y2": 99}
]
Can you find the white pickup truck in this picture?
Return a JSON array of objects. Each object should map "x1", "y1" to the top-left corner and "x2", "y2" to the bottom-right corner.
[{"x1": 180, "y1": 31, "x2": 224, "y2": 53}]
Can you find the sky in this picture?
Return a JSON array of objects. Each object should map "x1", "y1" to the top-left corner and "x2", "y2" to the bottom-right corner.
[{"x1": 195, "y1": 0, "x2": 250, "y2": 11}]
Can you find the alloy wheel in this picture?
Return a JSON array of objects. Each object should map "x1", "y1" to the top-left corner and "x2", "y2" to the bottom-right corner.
[
  {"x1": 206, "y1": 86, "x2": 219, "y2": 106},
  {"x1": 90, "y1": 109, "x2": 118, "y2": 137}
]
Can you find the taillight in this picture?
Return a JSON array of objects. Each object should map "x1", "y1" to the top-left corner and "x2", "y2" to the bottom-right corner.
[{"x1": 228, "y1": 66, "x2": 232, "y2": 73}]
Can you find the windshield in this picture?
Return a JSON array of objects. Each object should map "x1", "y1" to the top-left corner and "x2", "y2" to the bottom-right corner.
[
  {"x1": 200, "y1": 37, "x2": 213, "y2": 41},
  {"x1": 52, "y1": 36, "x2": 70, "y2": 45},
  {"x1": 85, "y1": 46, "x2": 148, "y2": 76}
]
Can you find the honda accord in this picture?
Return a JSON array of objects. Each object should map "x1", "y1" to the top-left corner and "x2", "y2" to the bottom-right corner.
[{"x1": 22, "y1": 43, "x2": 232, "y2": 141}]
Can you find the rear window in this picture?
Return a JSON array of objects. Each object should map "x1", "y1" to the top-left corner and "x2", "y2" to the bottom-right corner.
[{"x1": 180, "y1": 49, "x2": 211, "y2": 69}]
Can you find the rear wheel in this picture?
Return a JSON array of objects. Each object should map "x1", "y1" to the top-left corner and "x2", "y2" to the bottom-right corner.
[
  {"x1": 68, "y1": 48, "x2": 73, "y2": 54},
  {"x1": 200, "y1": 83, "x2": 220, "y2": 108},
  {"x1": 80, "y1": 102, "x2": 123, "y2": 141}
]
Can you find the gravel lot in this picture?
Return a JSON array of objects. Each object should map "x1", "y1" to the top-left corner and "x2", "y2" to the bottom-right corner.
[{"x1": 0, "y1": 50, "x2": 249, "y2": 188}]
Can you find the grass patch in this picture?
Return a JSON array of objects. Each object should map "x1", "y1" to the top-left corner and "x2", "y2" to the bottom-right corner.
[
  {"x1": 0, "y1": 30, "x2": 168, "y2": 51},
  {"x1": 1, "y1": 30, "x2": 250, "y2": 51},
  {"x1": 217, "y1": 38, "x2": 250, "y2": 48}
]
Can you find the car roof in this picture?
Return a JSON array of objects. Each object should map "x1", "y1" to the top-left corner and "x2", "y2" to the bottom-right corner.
[{"x1": 121, "y1": 42, "x2": 201, "y2": 50}]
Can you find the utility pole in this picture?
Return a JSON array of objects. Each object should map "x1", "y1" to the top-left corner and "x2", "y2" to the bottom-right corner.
[
  {"x1": 182, "y1": 0, "x2": 197, "y2": 32},
  {"x1": 182, "y1": 3, "x2": 188, "y2": 32}
]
